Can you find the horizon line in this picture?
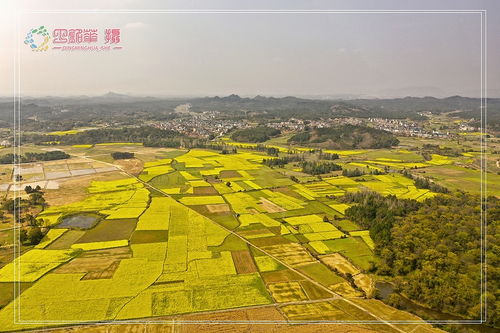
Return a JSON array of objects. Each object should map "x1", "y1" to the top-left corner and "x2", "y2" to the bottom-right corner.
[{"x1": 0, "y1": 93, "x2": 496, "y2": 100}]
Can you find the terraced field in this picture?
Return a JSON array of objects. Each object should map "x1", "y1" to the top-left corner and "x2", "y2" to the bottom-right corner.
[{"x1": 0, "y1": 146, "x2": 451, "y2": 332}]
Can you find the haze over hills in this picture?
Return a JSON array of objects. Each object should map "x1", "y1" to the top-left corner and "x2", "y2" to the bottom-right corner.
[
  {"x1": 2, "y1": 93, "x2": 498, "y2": 112},
  {"x1": 1, "y1": 92, "x2": 498, "y2": 107},
  {"x1": 0, "y1": 94, "x2": 498, "y2": 132},
  {"x1": 1, "y1": 91, "x2": 498, "y2": 100}
]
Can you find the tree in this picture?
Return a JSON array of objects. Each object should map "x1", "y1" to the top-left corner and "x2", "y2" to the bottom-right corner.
[
  {"x1": 26, "y1": 226, "x2": 44, "y2": 245},
  {"x1": 111, "y1": 152, "x2": 135, "y2": 159},
  {"x1": 386, "y1": 293, "x2": 405, "y2": 309},
  {"x1": 342, "y1": 168, "x2": 365, "y2": 177},
  {"x1": 2, "y1": 198, "x2": 21, "y2": 213},
  {"x1": 24, "y1": 185, "x2": 34, "y2": 194},
  {"x1": 29, "y1": 192, "x2": 45, "y2": 205},
  {"x1": 262, "y1": 155, "x2": 303, "y2": 168},
  {"x1": 24, "y1": 214, "x2": 37, "y2": 226},
  {"x1": 19, "y1": 228, "x2": 28, "y2": 243}
]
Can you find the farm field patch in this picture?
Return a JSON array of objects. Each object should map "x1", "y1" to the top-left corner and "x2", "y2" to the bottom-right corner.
[
  {"x1": 35, "y1": 229, "x2": 68, "y2": 249},
  {"x1": 0, "y1": 249, "x2": 79, "y2": 282},
  {"x1": 323, "y1": 237, "x2": 376, "y2": 271}
]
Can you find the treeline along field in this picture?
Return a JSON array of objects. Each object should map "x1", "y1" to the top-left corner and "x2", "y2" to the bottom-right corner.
[{"x1": 0, "y1": 151, "x2": 70, "y2": 164}]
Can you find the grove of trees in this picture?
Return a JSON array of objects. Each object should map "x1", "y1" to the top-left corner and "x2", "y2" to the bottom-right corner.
[
  {"x1": 300, "y1": 161, "x2": 342, "y2": 175},
  {"x1": 230, "y1": 126, "x2": 281, "y2": 143},
  {"x1": 342, "y1": 191, "x2": 499, "y2": 328},
  {"x1": 0, "y1": 151, "x2": 70, "y2": 164},
  {"x1": 288, "y1": 125, "x2": 400, "y2": 149}
]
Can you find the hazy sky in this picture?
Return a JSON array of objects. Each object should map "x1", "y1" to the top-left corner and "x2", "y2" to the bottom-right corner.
[{"x1": 0, "y1": 0, "x2": 499, "y2": 98}]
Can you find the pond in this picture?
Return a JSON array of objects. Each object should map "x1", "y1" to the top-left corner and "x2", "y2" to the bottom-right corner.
[{"x1": 56, "y1": 214, "x2": 100, "y2": 229}]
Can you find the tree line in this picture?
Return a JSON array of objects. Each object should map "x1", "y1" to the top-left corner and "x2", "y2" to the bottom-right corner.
[
  {"x1": 262, "y1": 155, "x2": 304, "y2": 168},
  {"x1": 401, "y1": 170, "x2": 449, "y2": 193},
  {"x1": 0, "y1": 151, "x2": 70, "y2": 164},
  {"x1": 300, "y1": 161, "x2": 342, "y2": 175}
]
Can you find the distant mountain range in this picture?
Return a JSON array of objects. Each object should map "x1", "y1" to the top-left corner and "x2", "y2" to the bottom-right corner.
[
  {"x1": 0, "y1": 94, "x2": 498, "y2": 129},
  {"x1": 0, "y1": 92, "x2": 497, "y2": 104}
]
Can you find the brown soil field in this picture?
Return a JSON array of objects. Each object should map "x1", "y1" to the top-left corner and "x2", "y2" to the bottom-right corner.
[
  {"x1": 204, "y1": 176, "x2": 220, "y2": 184},
  {"x1": 113, "y1": 158, "x2": 144, "y2": 176},
  {"x1": 89, "y1": 162, "x2": 112, "y2": 169},
  {"x1": 272, "y1": 186, "x2": 307, "y2": 200},
  {"x1": 133, "y1": 147, "x2": 186, "y2": 162},
  {"x1": 193, "y1": 186, "x2": 218, "y2": 195},
  {"x1": 54, "y1": 256, "x2": 119, "y2": 275},
  {"x1": 353, "y1": 274, "x2": 374, "y2": 297},
  {"x1": 259, "y1": 198, "x2": 286, "y2": 213},
  {"x1": 67, "y1": 162, "x2": 93, "y2": 170},
  {"x1": 231, "y1": 250, "x2": 257, "y2": 274},
  {"x1": 206, "y1": 204, "x2": 230, "y2": 213},
  {"x1": 219, "y1": 170, "x2": 241, "y2": 178},
  {"x1": 44, "y1": 171, "x2": 127, "y2": 206},
  {"x1": 44, "y1": 162, "x2": 69, "y2": 171},
  {"x1": 81, "y1": 260, "x2": 120, "y2": 280},
  {"x1": 320, "y1": 253, "x2": 360, "y2": 276},
  {"x1": 330, "y1": 281, "x2": 363, "y2": 297}
]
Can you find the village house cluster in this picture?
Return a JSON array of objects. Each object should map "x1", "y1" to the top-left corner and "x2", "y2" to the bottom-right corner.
[{"x1": 152, "y1": 111, "x2": 248, "y2": 138}]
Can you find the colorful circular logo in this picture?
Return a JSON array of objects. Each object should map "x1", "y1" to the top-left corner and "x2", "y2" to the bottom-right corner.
[{"x1": 24, "y1": 26, "x2": 50, "y2": 51}]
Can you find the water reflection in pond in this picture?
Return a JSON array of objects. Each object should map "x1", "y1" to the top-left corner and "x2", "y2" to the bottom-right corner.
[{"x1": 56, "y1": 214, "x2": 100, "y2": 229}]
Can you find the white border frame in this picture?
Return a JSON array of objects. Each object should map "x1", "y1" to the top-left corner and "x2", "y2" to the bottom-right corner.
[{"x1": 12, "y1": 8, "x2": 488, "y2": 329}]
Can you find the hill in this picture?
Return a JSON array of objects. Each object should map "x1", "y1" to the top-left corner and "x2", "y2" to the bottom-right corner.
[
  {"x1": 230, "y1": 126, "x2": 281, "y2": 143},
  {"x1": 288, "y1": 125, "x2": 399, "y2": 149}
]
